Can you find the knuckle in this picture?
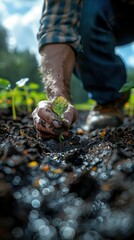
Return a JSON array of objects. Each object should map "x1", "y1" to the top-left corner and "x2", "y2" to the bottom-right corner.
[{"x1": 31, "y1": 109, "x2": 36, "y2": 117}]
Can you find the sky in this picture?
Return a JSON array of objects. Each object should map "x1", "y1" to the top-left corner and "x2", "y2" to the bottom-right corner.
[
  {"x1": 0, "y1": 0, "x2": 43, "y2": 61},
  {"x1": 0, "y1": 0, "x2": 134, "y2": 67}
]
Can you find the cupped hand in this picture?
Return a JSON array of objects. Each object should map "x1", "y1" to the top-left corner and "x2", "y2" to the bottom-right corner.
[{"x1": 32, "y1": 99, "x2": 77, "y2": 139}]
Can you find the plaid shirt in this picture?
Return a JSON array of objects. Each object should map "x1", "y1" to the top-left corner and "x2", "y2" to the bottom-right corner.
[
  {"x1": 37, "y1": 0, "x2": 82, "y2": 54},
  {"x1": 37, "y1": 0, "x2": 134, "y2": 54}
]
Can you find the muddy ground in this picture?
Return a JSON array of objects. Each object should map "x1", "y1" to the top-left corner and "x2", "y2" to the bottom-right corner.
[{"x1": 0, "y1": 109, "x2": 134, "y2": 240}]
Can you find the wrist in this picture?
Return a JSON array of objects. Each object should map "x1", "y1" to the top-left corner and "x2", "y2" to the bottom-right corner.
[
  {"x1": 41, "y1": 44, "x2": 75, "y2": 103},
  {"x1": 47, "y1": 91, "x2": 71, "y2": 103}
]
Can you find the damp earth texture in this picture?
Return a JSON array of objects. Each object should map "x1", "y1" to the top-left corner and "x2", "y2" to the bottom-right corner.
[{"x1": 0, "y1": 109, "x2": 134, "y2": 240}]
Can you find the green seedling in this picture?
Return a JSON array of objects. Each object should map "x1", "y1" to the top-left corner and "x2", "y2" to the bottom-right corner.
[
  {"x1": 119, "y1": 79, "x2": 134, "y2": 93},
  {"x1": 14, "y1": 78, "x2": 29, "y2": 118},
  {"x1": 21, "y1": 81, "x2": 37, "y2": 113},
  {"x1": 0, "y1": 78, "x2": 11, "y2": 89},
  {"x1": 0, "y1": 78, "x2": 11, "y2": 108},
  {"x1": 26, "y1": 82, "x2": 47, "y2": 108},
  {"x1": 0, "y1": 77, "x2": 29, "y2": 120},
  {"x1": 52, "y1": 96, "x2": 68, "y2": 141},
  {"x1": 120, "y1": 79, "x2": 134, "y2": 116},
  {"x1": 0, "y1": 78, "x2": 47, "y2": 114}
]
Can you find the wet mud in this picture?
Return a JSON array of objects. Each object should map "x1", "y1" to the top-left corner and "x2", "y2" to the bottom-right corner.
[{"x1": 0, "y1": 109, "x2": 134, "y2": 240}]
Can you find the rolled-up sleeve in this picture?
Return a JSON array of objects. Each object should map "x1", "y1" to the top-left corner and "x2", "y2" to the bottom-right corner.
[{"x1": 37, "y1": 0, "x2": 82, "y2": 54}]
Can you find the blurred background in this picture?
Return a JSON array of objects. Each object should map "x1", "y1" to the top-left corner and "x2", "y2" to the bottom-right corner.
[{"x1": 0, "y1": 0, "x2": 134, "y2": 104}]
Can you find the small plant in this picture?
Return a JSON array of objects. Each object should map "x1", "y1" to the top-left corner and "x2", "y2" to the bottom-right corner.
[
  {"x1": 0, "y1": 78, "x2": 47, "y2": 117},
  {"x1": 0, "y1": 77, "x2": 29, "y2": 120},
  {"x1": 0, "y1": 78, "x2": 11, "y2": 108},
  {"x1": 119, "y1": 79, "x2": 134, "y2": 93},
  {"x1": 13, "y1": 78, "x2": 29, "y2": 119},
  {"x1": 52, "y1": 96, "x2": 68, "y2": 141},
  {"x1": 0, "y1": 78, "x2": 11, "y2": 89},
  {"x1": 120, "y1": 79, "x2": 134, "y2": 116}
]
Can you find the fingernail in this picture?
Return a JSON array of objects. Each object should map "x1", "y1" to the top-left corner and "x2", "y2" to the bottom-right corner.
[
  {"x1": 53, "y1": 120, "x2": 62, "y2": 128},
  {"x1": 42, "y1": 108, "x2": 51, "y2": 116}
]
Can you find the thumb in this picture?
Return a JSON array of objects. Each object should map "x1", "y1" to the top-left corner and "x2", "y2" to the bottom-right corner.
[{"x1": 62, "y1": 104, "x2": 77, "y2": 128}]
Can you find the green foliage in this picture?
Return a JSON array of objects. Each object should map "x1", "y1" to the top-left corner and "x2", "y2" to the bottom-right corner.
[
  {"x1": 0, "y1": 25, "x2": 42, "y2": 89},
  {"x1": 119, "y1": 79, "x2": 134, "y2": 92},
  {"x1": 120, "y1": 68, "x2": 134, "y2": 93},
  {"x1": 0, "y1": 77, "x2": 47, "y2": 119},
  {"x1": 119, "y1": 68, "x2": 134, "y2": 116},
  {"x1": 0, "y1": 25, "x2": 46, "y2": 118},
  {"x1": 0, "y1": 78, "x2": 10, "y2": 89},
  {"x1": 75, "y1": 99, "x2": 96, "y2": 110},
  {"x1": 52, "y1": 96, "x2": 68, "y2": 118},
  {"x1": 0, "y1": 50, "x2": 42, "y2": 88},
  {"x1": 124, "y1": 89, "x2": 134, "y2": 116},
  {"x1": 71, "y1": 74, "x2": 88, "y2": 104},
  {"x1": 0, "y1": 25, "x2": 8, "y2": 51},
  {"x1": 0, "y1": 78, "x2": 30, "y2": 119},
  {"x1": 52, "y1": 96, "x2": 68, "y2": 141}
]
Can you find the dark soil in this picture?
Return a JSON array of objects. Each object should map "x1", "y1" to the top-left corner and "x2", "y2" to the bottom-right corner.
[{"x1": 0, "y1": 109, "x2": 134, "y2": 240}]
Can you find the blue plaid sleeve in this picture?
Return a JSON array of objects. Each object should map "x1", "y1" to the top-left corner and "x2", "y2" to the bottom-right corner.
[{"x1": 37, "y1": 0, "x2": 82, "y2": 54}]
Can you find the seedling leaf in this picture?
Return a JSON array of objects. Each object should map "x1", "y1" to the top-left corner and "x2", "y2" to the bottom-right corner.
[
  {"x1": 16, "y1": 78, "x2": 29, "y2": 87},
  {"x1": 120, "y1": 79, "x2": 134, "y2": 92},
  {"x1": 29, "y1": 82, "x2": 39, "y2": 90},
  {"x1": 52, "y1": 96, "x2": 68, "y2": 117},
  {"x1": 59, "y1": 134, "x2": 64, "y2": 141},
  {"x1": 0, "y1": 78, "x2": 11, "y2": 89}
]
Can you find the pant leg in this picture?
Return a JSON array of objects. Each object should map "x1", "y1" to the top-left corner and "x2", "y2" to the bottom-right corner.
[{"x1": 75, "y1": 0, "x2": 134, "y2": 104}]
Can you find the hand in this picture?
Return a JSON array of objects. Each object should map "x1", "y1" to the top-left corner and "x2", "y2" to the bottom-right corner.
[{"x1": 32, "y1": 99, "x2": 77, "y2": 139}]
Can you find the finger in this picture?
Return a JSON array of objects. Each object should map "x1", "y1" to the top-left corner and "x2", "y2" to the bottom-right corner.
[
  {"x1": 33, "y1": 114, "x2": 71, "y2": 139},
  {"x1": 32, "y1": 109, "x2": 66, "y2": 136},
  {"x1": 37, "y1": 106, "x2": 55, "y2": 124},
  {"x1": 63, "y1": 105, "x2": 77, "y2": 128},
  {"x1": 37, "y1": 122, "x2": 56, "y2": 135},
  {"x1": 34, "y1": 118, "x2": 57, "y2": 136},
  {"x1": 37, "y1": 104, "x2": 63, "y2": 128},
  {"x1": 53, "y1": 120, "x2": 63, "y2": 128},
  {"x1": 32, "y1": 103, "x2": 57, "y2": 126}
]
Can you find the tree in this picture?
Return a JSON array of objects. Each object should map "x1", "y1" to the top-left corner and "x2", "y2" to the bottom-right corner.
[
  {"x1": 0, "y1": 25, "x2": 42, "y2": 88},
  {"x1": 0, "y1": 25, "x2": 8, "y2": 52}
]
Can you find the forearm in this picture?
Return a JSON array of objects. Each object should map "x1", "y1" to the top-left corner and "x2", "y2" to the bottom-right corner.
[{"x1": 40, "y1": 44, "x2": 75, "y2": 102}]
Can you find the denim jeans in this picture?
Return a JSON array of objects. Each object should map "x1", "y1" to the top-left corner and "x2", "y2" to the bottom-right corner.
[{"x1": 75, "y1": 0, "x2": 134, "y2": 104}]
